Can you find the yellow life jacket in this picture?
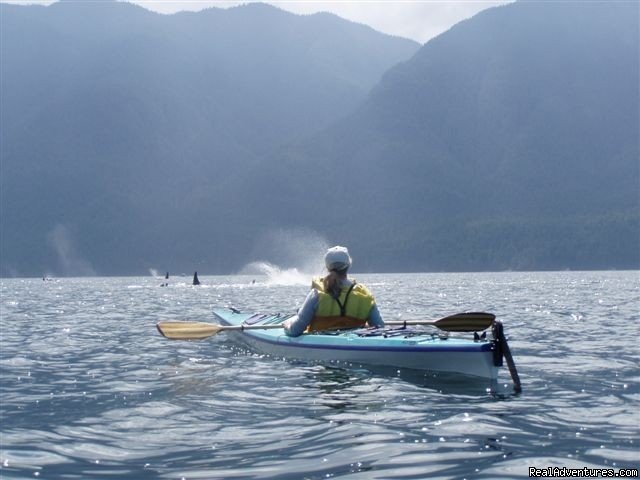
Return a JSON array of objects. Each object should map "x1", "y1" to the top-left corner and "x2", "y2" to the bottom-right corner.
[{"x1": 307, "y1": 277, "x2": 375, "y2": 332}]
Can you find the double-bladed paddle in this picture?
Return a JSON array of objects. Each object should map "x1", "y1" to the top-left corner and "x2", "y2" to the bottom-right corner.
[{"x1": 156, "y1": 312, "x2": 495, "y2": 340}]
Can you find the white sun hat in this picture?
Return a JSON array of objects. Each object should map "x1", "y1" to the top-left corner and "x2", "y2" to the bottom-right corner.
[{"x1": 324, "y1": 246, "x2": 352, "y2": 272}]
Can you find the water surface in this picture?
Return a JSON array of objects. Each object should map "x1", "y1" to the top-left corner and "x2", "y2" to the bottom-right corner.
[{"x1": 1, "y1": 271, "x2": 638, "y2": 478}]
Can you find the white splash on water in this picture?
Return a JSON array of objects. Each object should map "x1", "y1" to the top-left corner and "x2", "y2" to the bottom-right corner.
[
  {"x1": 241, "y1": 261, "x2": 309, "y2": 286},
  {"x1": 240, "y1": 228, "x2": 330, "y2": 285}
]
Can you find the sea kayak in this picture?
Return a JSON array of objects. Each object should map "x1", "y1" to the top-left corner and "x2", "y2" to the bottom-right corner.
[{"x1": 212, "y1": 308, "x2": 504, "y2": 381}]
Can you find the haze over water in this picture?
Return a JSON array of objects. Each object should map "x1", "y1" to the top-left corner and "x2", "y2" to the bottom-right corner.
[{"x1": 1, "y1": 271, "x2": 638, "y2": 479}]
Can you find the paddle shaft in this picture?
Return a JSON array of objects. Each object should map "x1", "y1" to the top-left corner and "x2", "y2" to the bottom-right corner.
[
  {"x1": 214, "y1": 323, "x2": 284, "y2": 331},
  {"x1": 156, "y1": 312, "x2": 495, "y2": 340},
  {"x1": 155, "y1": 320, "x2": 441, "y2": 339}
]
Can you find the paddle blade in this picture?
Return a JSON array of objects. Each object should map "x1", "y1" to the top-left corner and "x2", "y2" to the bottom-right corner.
[
  {"x1": 435, "y1": 312, "x2": 496, "y2": 332},
  {"x1": 156, "y1": 321, "x2": 222, "y2": 340}
]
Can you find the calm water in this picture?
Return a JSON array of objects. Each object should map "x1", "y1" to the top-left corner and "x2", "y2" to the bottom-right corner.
[{"x1": 1, "y1": 271, "x2": 638, "y2": 479}]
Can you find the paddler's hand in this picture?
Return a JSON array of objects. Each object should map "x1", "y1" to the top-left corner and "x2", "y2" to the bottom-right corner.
[
  {"x1": 283, "y1": 315, "x2": 304, "y2": 337},
  {"x1": 283, "y1": 318, "x2": 293, "y2": 334},
  {"x1": 282, "y1": 309, "x2": 312, "y2": 337}
]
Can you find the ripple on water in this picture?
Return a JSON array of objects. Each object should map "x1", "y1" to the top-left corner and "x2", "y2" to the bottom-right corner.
[{"x1": 1, "y1": 272, "x2": 639, "y2": 479}]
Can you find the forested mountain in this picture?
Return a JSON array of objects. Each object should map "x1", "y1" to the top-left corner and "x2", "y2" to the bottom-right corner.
[
  {"x1": 0, "y1": 1, "x2": 419, "y2": 276},
  {"x1": 1, "y1": 1, "x2": 638, "y2": 276},
  {"x1": 242, "y1": 1, "x2": 640, "y2": 272}
]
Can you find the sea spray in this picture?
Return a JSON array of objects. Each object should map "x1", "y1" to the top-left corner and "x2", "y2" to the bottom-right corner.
[
  {"x1": 46, "y1": 223, "x2": 96, "y2": 276},
  {"x1": 241, "y1": 228, "x2": 330, "y2": 284},
  {"x1": 240, "y1": 261, "x2": 308, "y2": 286}
]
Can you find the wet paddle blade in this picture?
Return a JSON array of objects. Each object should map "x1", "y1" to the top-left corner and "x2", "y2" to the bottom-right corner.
[
  {"x1": 156, "y1": 321, "x2": 223, "y2": 340},
  {"x1": 434, "y1": 312, "x2": 496, "y2": 332}
]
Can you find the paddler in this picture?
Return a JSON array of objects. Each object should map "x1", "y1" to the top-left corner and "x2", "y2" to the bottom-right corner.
[{"x1": 283, "y1": 246, "x2": 384, "y2": 336}]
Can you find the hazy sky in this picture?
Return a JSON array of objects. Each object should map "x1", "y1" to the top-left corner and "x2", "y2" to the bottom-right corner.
[{"x1": 5, "y1": 1, "x2": 513, "y2": 43}]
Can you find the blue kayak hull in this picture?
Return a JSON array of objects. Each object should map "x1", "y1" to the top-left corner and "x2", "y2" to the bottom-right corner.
[{"x1": 213, "y1": 309, "x2": 499, "y2": 380}]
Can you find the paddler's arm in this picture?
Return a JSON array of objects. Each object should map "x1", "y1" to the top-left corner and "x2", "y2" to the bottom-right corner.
[
  {"x1": 367, "y1": 304, "x2": 385, "y2": 328},
  {"x1": 283, "y1": 289, "x2": 319, "y2": 337}
]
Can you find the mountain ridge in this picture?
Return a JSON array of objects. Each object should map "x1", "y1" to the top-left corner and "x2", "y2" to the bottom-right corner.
[
  {"x1": 1, "y1": 0, "x2": 638, "y2": 276},
  {"x1": 240, "y1": 0, "x2": 639, "y2": 272},
  {"x1": 0, "y1": 0, "x2": 419, "y2": 276}
]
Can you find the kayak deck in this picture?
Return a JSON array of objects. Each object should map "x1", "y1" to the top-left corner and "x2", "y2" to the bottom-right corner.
[{"x1": 213, "y1": 309, "x2": 499, "y2": 380}]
